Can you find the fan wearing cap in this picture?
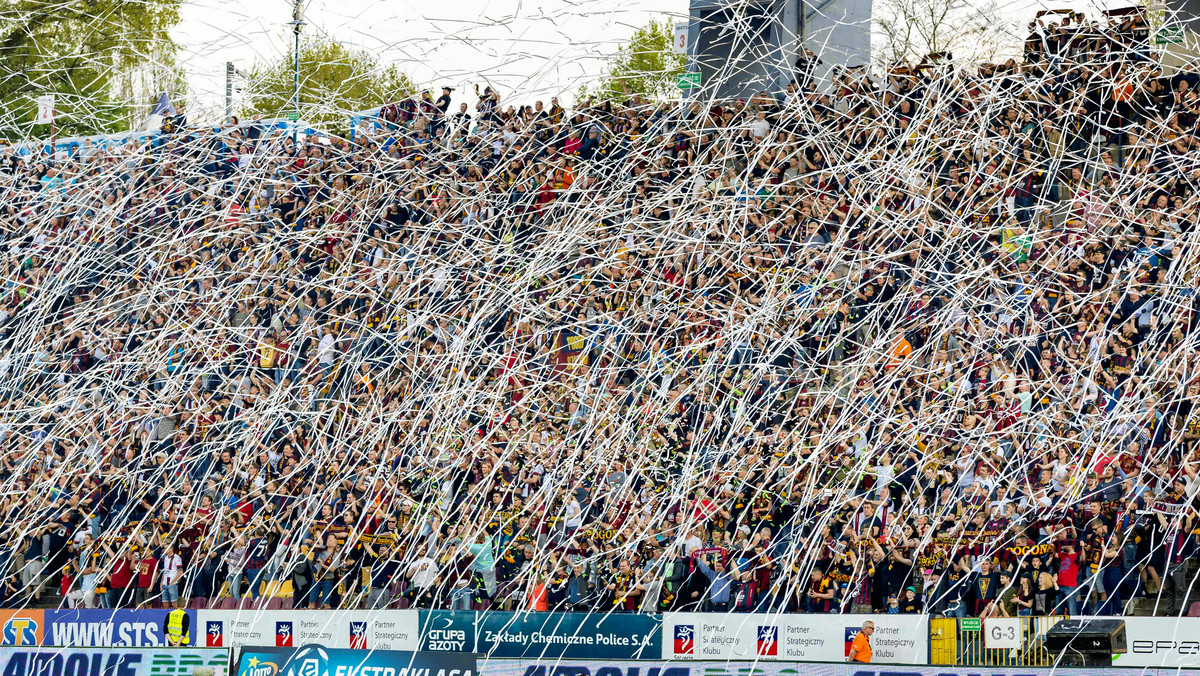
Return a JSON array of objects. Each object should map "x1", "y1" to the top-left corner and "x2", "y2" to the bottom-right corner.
[
  {"x1": 436, "y1": 87, "x2": 453, "y2": 114},
  {"x1": 429, "y1": 87, "x2": 454, "y2": 137},
  {"x1": 900, "y1": 586, "x2": 923, "y2": 613}
]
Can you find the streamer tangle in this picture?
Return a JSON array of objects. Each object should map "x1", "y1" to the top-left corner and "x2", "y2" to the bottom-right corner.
[{"x1": 0, "y1": 7, "x2": 1196, "y2": 623}]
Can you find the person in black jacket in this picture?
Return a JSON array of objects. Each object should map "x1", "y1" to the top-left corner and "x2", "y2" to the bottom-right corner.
[
  {"x1": 161, "y1": 105, "x2": 188, "y2": 135},
  {"x1": 661, "y1": 547, "x2": 688, "y2": 610},
  {"x1": 968, "y1": 557, "x2": 1001, "y2": 615},
  {"x1": 364, "y1": 542, "x2": 399, "y2": 609},
  {"x1": 290, "y1": 544, "x2": 313, "y2": 609},
  {"x1": 677, "y1": 558, "x2": 710, "y2": 612},
  {"x1": 731, "y1": 568, "x2": 758, "y2": 612},
  {"x1": 162, "y1": 605, "x2": 191, "y2": 646}
]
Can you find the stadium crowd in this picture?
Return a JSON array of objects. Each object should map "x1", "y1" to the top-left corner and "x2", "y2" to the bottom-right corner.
[{"x1": 0, "y1": 7, "x2": 1199, "y2": 620}]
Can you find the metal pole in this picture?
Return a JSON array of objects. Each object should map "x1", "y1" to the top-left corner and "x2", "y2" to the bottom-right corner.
[
  {"x1": 292, "y1": 0, "x2": 303, "y2": 143},
  {"x1": 225, "y1": 61, "x2": 234, "y2": 123},
  {"x1": 800, "y1": 0, "x2": 805, "y2": 42}
]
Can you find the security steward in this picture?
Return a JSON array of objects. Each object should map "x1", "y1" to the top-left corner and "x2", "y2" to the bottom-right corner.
[
  {"x1": 847, "y1": 620, "x2": 874, "y2": 663},
  {"x1": 163, "y1": 602, "x2": 191, "y2": 646}
]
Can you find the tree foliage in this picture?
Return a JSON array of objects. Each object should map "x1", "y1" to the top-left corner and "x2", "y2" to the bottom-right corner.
[
  {"x1": 586, "y1": 17, "x2": 685, "y2": 103},
  {"x1": 0, "y1": 0, "x2": 182, "y2": 138},
  {"x1": 0, "y1": 0, "x2": 181, "y2": 138},
  {"x1": 245, "y1": 36, "x2": 416, "y2": 135}
]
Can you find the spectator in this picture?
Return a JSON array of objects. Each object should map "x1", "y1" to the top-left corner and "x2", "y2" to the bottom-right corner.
[
  {"x1": 161, "y1": 544, "x2": 183, "y2": 609},
  {"x1": 308, "y1": 534, "x2": 342, "y2": 610},
  {"x1": 133, "y1": 544, "x2": 160, "y2": 608},
  {"x1": 406, "y1": 544, "x2": 438, "y2": 608},
  {"x1": 222, "y1": 536, "x2": 248, "y2": 599},
  {"x1": 364, "y1": 541, "x2": 398, "y2": 609},
  {"x1": 67, "y1": 535, "x2": 99, "y2": 609},
  {"x1": 104, "y1": 543, "x2": 135, "y2": 609},
  {"x1": 0, "y1": 15, "x2": 1198, "y2": 619}
]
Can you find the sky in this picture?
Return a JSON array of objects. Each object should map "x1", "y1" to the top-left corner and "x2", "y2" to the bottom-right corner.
[
  {"x1": 173, "y1": 0, "x2": 690, "y2": 121},
  {"x1": 171, "y1": 0, "x2": 1139, "y2": 123}
]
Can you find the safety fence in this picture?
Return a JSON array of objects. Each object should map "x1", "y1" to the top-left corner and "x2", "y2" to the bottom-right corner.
[
  {"x1": 1, "y1": 609, "x2": 1197, "y2": 669},
  {"x1": 930, "y1": 615, "x2": 1067, "y2": 666},
  {"x1": 9, "y1": 117, "x2": 327, "y2": 158}
]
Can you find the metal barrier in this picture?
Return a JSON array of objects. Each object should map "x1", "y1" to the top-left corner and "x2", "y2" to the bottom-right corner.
[{"x1": 931, "y1": 615, "x2": 1067, "y2": 666}]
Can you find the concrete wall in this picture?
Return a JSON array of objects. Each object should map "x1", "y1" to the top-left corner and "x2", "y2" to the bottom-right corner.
[{"x1": 685, "y1": 0, "x2": 872, "y2": 98}]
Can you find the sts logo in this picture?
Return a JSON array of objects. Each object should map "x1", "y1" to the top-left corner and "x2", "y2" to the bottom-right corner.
[
  {"x1": 349, "y1": 621, "x2": 367, "y2": 649},
  {"x1": 673, "y1": 625, "x2": 694, "y2": 655},
  {"x1": 756, "y1": 626, "x2": 778, "y2": 657},
  {"x1": 275, "y1": 621, "x2": 293, "y2": 647},
  {"x1": 2, "y1": 618, "x2": 38, "y2": 646},
  {"x1": 206, "y1": 621, "x2": 224, "y2": 647}
]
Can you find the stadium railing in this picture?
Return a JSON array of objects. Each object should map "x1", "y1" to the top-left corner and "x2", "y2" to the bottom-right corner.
[
  {"x1": 7, "y1": 118, "x2": 327, "y2": 158},
  {"x1": 931, "y1": 615, "x2": 1068, "y2": 667}
]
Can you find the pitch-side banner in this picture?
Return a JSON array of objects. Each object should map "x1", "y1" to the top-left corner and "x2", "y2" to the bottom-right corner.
[
  {"x1": 197, "y1": 610, "x2": 418, "y2": 650},
  {"x1": 660, "y1": 613, "x2": 926, "y2": 663},
  {"x1": 0, "y1": 647, "x2": 227, "y2": 676},
  {"x1": 480, "y1": 663, "x2": 1198, "y2": 676},
  {"x1": 419, "y1": 611, "x2": 660, "y2": 660},
  {"x1": 1075, "y1": 615, "x2": 1200, "y2": 668},
  {"x1": 44, "y1": 610, "x2": 198, "y2": 648},
  {"x1": 235, "y1": 645, "x2": 475, "y2": 676}
]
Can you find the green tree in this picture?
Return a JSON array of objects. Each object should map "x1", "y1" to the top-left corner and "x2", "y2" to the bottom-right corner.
[
  {"x1": 0, "y1": 0, "x2": 182, "y2": 138},
  {"x1": 245, "y1": 36, "x2": 416, "y2": 135},
  {"x1": 588, "y1": 17, "x2": 685, "y2": 103}
]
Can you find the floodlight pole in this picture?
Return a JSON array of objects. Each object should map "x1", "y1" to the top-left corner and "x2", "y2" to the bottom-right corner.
[
  {"x1": 225, "y1": 62, "x2": 235, "y2": 122},
  {"x1": 226, "y1": 62, "x2": 248, "y2": 125},
  {"x1": 290, "y1": 0, "x2": 304, "y2": 143}
]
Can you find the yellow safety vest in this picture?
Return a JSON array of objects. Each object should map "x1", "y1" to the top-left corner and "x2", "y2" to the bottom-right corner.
[{"x1": 166, "y1": 609, "x2": 189, "y2": 645}]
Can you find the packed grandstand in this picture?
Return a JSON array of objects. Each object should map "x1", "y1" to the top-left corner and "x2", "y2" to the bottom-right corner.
[{"x1": 0, "y1": 8, "x2": 1197, "y2": 624}]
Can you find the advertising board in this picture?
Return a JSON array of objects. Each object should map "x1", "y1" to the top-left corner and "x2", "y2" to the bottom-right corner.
[
  {"x1": 235, "y1": 644, "x2": 474, "y2": 676},
  {"x1": 420, "y1": 611, "x2": 659, "y2": 661},
  {"x1": 661, "y1": 613, "x2": 926, "y2": 663},
  {"x1": 44, "y1": 610, "x2": 199, "y2": 648},
  {"x1": 0, "y1": 612, "x2": 44, "y2": 647},
  {"x1": 0, "y1": 647, "x2": 227, "y2": 676},
  {"x1": 197, "y1": 610, "x2": 417, "y2": 650},
  {"x1": 477, "y1": 611, "x2": 659, "y2": 660},
  {"x1": 1076, "y1": 615, "x2": 1200, "y2": 668},
  {"x1": 479, "y1": 662, "x2": 1192, "y2": 676}
]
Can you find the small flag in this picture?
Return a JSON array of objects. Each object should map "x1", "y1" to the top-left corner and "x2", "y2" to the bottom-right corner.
[
  {"x1": 151, "y1": 92, "x2": 177, "y2": 117},
  {"x1": 673, "y1": 625, "x2": 694, "y2": 655},
  {"x1": 276, "y1": 621, "x2": 293, "y2": 647}
]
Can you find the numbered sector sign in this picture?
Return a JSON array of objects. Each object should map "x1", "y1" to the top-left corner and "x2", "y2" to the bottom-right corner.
[
  {"x1": 673, "y1": 23, "x2": 687, "y2": 54},
  {"x1": 984, "y1": 617, "x2": 1022, "y2": 650}
]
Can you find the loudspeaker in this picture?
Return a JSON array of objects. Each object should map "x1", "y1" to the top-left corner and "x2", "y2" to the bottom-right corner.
[{"x1": 1045, "y1": 619, "x2": 1127, "y2": 655}]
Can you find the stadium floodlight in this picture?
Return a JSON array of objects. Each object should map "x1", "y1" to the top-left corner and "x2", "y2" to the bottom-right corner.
[{"x1": 225, "y1": 62, "x2": 249, "y2": 123}]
